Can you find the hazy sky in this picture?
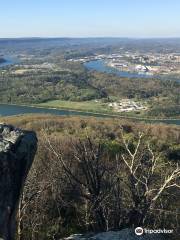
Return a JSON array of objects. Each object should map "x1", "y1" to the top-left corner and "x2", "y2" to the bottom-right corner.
[{"x1": 0, "y1": 0, "x2": 180, "y2": 38}]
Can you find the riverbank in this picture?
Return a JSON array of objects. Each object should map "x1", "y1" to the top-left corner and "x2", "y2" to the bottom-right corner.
[
  {"x1": 84, "y1": 59, "x2": 154, "y2": 79},
  {"x1": 37, "y1": 101, "x2": 180, "y2": 121},
  {"x1": 0, "y1": 103, "x2": 179, "y2": 125},
  {"x1": 84, "y1": 59, "x2": 180, "y2": 82}
]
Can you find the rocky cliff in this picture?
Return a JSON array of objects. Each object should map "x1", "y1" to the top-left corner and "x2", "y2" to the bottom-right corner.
[{"x1": 0, "y1": 124, "x2": 37, "y2": 240}]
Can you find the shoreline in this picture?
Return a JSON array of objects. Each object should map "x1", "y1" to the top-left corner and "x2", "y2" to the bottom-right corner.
[{"x1": 0, "y1": 102, "x2": 179, "y2": 124}]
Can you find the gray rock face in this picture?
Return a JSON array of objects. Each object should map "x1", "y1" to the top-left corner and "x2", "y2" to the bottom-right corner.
[
  {"x1": 0, "y1": 124, "x2": 37, "y2": 240},
  {"x1": 63, "y1": 229, "x2": 166, "y2": 240}
]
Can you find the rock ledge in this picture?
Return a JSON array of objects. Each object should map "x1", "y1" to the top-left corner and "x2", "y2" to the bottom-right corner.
[{"x1": 0, "y1": 124, "x2": 37, "y2": 240}]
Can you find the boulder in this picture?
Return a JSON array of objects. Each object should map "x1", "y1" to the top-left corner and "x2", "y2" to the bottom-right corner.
[{"x1": 0, "y1": 124, "x2": 37, "y2": 240}]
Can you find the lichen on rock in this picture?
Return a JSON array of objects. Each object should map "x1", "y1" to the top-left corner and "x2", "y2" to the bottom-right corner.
[{"x1": 0, "y1": 124, "x2": 37, "y2": 240}]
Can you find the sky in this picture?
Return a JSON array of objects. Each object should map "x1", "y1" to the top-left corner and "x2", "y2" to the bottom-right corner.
[{"x1": 0, "y1": 0, "x2": 180, "y2": 38}]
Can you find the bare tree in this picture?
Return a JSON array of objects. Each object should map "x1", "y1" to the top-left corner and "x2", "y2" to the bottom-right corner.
[
  {"x1": 119, "y1": 128, "x2": 180, "y2": 227},
  {"x1": 21, "y1": 127, "x2": 179, "y2": 238},
  {"x1": 45, "y1": 132, "x2": 115, "y2": 232}
]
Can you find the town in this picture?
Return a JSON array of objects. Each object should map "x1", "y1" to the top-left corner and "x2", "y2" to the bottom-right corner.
[
  {"x1": 68, "y1": 51, "x2": 180, "y2": 76},
  {"x1": 108, "y1": 99, "x2": 147, "y2": 112}
]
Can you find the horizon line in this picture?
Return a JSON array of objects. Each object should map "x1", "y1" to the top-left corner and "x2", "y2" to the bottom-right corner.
[{"x1": 0, "y1": 36, "x2": 180, "y2": 40}]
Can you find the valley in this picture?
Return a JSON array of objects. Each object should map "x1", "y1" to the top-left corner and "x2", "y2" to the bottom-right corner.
[{"x1": 0, "y1": 38, "x2": 179, "y2": 121}]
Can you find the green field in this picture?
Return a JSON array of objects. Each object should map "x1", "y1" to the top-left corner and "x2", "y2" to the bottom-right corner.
[
  {"x1": 37, "y1": 99, "x2": 149, "y2": 117},
  {"x1": 38, "y1": 100, "x2": 111, "y2": 113},
  {"x1": 37, "y1": 99, "x2": 180, "y2": 120}
]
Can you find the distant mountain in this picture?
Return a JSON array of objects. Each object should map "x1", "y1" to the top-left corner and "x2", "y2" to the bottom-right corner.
[{"x1": 1, "y1": 37, "x2": 180, "y2": 55}]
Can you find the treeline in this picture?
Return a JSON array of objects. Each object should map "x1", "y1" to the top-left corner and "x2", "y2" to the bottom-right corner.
[
  {"x1": 149, "y1": 105, "x2": 180, "y2": 118},
  {"x1": 89, "y1": 72, "x2": 180, "y2": 117},
  {"x1": 0, "y1": 67, "x2": 105, "y2": 103},
  {"x1": 4, "y1": 115, "x2": 179, "y2": 240},
  {"x1": 0, "y1": 60, "x2": 179, "y2": 117},
  {"x1": 90, "y1": 72, "x2": 180, "y2": 101}
]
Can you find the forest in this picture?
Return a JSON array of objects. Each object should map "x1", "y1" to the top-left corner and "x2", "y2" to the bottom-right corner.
[
  {"x1": 0, "y1": 38, "x2": 180, "y2": 238},
  {"x1": 0, "y1": 60, "x2": 179, "y2": 118},
  {"x1": 2, "y1": 114, "x2": 179, "y2": 240},
  {"x1": 0, "y1": 38, "x2": 180, "y2": 119}
]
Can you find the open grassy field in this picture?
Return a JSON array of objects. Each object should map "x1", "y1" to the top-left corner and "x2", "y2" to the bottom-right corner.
[
  {"x1": 37, "y1": 98, "x2": 149, "y2": 118},
  {"x1": 36, "y1": 99, "x2": 180, "y2": 121},
  {"x1": 37, "y1": 100, "x2": 111, "y2": 113}
]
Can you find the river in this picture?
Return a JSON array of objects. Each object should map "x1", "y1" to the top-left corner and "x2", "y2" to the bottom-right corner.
[
  {"x1": 0, "y1": 56, "x2": 16, "y2": 67},
  {"x1": 84, "y1": 59, "x2": 180, "y2": 82},
  {"x1": 0, "y1": 104, "x2": 179, "y2": 125},
  {"x1": 0, "y1": 104, "x2": 104, "y2": 118},
  {"x1": 0, "y1": 58, "x2": 179, "y2": 125},
  {"x1": 84, "y1": 60, "x2": 155, "y2": 79}
]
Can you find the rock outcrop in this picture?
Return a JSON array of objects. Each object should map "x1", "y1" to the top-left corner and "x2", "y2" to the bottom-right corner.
[
  {"x1": 0, "y1": 124, "x2": 37, "y2": 240},
  {"x1": 63, "y1": 229, "x2": 166, "y2": 240}
]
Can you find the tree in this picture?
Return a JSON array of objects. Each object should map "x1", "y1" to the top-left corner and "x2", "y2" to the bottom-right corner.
[
  {"x1": 119, "y1": 128, "x2": 180, "y2": 228},
  {"x1": 45, "y1": 133, "x2": 115, "y2": 232}
]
